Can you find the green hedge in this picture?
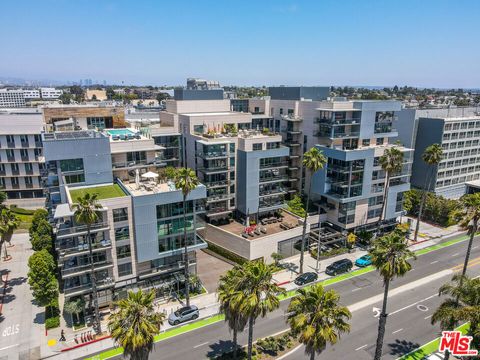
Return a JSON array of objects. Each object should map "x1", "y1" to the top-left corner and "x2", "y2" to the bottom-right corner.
[
  {"x1": 10, "y1": 206, "x2": 35, "y2": 215},
  {"x1": 45, "y1": 316, "x2": 60, "y2": 330},
  {"x1": 206, "y1": 241, "x2": 247, "y2": 265},
  {"x1": 310, "y1": 247, "x2": 348, "y2": 259}
]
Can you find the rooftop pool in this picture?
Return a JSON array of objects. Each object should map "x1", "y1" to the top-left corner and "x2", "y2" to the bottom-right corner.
[{"x1": 106, "y1": 129, "x2": 136, "y2": 136}]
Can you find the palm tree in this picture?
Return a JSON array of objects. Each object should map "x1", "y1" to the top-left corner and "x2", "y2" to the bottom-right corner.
[
  {"x1": 454, "y1": 193, "x2": 480, "y2": 277},
  {"x1": 378, "y1": 146, "x2": 404, "y2": 230},
  {"x1": 413, "y1": 144, "x2": 443, "y2": 241},
  {"x1": 299, "y1": 147, "x2": 327, "y2": 274},
  {"x1": 232, "y1": 261, "x2": 285, "y2": 360},
  {"x1": 73, "y1": 193, "x2": 102, "y2": 334},
  {"x1": 108, "y1": 290, "x2": 165, "y2": 360},
  {"x1": 370, "y1": 232, "x2": 416, "y2": 360},
  {"x1": 218, "y1": 267, "x2": 248, "y2": 359},
  {"x1": 287, "y1": 284, "x2": 351, "y2": 360},
  {"x1": 174, "y1": 167, "x2": 199, "y2": 307},
  {"x1": 432, "y1": 275, "x2": 480, "y2": 358},
  {"x1": 0, "y1": 208, "x2": 19, "y2": 260}
]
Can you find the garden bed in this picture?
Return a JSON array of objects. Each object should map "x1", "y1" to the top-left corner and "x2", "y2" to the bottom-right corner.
[{"x1": 310, "y1": 246, "x2": 349, "y2": 260}]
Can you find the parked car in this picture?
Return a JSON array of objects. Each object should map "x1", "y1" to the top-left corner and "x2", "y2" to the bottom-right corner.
[
  {"x1": 294, "y1": 272, "x2": 318, "y2": 286},
  {"x1": 355, "y1": 255, "x2": 372, "y2": 267},
  {"x1": 325, "y1": 259, "x2": 353, "y2": 276},
  {"x1": 168, "y1": 305, "x2": 199, "y2": 325}
]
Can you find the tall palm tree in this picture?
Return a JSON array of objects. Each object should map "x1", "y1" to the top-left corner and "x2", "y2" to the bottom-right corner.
[
  {"x1": 454, "y1": 193, "x2": 480, "y2": 277},
  {"x1": 378, "y1": 147, "x2": 404, "y2": 230},
  {"x1": 432, "y1": 275, "x2": 480, "y2": 357},
  {"x1": 73, "y1": 193, "x2": 102, "y2": 334},
  {"x1": 174, "y1": 167, "x2": 199, "y2": 307},
  {"x1": 413, "y1": 144, "x2": 443, "y2": 241},
  {"x1": 287, "y1": 284, "x2": 351, "y2": 360},
  {"x1": 0, "y1": 208, "x2": 19, "y2": 260},
  {"x1": 218, "y1": 267, "x2": 248, "y2": 359},
  {"x1": 299, "y1": 147, "x2": 327, "y2": 274},
  {"x1": 370, "y1": 232, "x2": 416, "y2": 360},
  {"x1": 232, "y1": 261, "x2": 285, "y2": 360},
  {"x1": 108, "y1": 290, "x2": 165, "y2": 360}
]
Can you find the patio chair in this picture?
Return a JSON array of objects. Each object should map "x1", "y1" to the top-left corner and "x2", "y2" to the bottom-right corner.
[
  {"x1": 254, "y1": 228, "x2": 261, "y2": 235},
  {"x1": 241, "y1": 233, "x2": 249, "y2": 239},
  {"x1": 260, "y1": 227, "x2": 267, "y2": 234}
]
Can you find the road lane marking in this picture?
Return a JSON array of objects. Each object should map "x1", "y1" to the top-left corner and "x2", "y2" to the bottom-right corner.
[
  {"x1": 392, "y1": 328, "x2": 403, "y2": 334},
  {"x1": 430, "y1": 260, "x2": 439, "y2": 264},
  {"x1": 0, "y1": 344, "x2": 19, "y2": 351},
  {"x1": 355, "y1": 344, "x2": 368, "y2": 351},
  {"x1": 348, "y1": 270, "x2": 452, "y2": 313},
  {"x1": 452, "y1": 256, "x2": 480, "y2": 271},
  {"x1": 424, "y1": 315, "x2": 432, "y2": 320},
  {"x1": 351, "y1": 288, "x2": 361, "y2": 292},
  {"x1": 193, "y1": 341, "x2": 209, "y2": 349},
  {"x1": 276, "y1": 344, "x2": 303, "y2": 359},
  {"x1": 451, "y1": 253, "x2": 459, "y2": 257},
  {"x1": 389, "y1": 294, "x2": 437, "y2": 316},
  {"x1": 473, "y1": 246, "x2": 479, "y2": 250}
]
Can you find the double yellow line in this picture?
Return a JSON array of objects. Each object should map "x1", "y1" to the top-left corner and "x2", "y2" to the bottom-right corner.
[{"x1": 452, "y1": 255, "x2": 480, "y2": 272}]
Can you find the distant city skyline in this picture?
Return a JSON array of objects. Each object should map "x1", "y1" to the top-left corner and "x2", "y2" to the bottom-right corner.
[{"x1": 1, "y1": 0, "x2": 479, "y2": 88}]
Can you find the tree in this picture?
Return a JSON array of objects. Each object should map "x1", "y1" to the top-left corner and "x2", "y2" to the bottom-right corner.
[
  {"x1": 370, "y1": 232, "x2": 416, "y2": 360},
  {"x1": 64, "y1": 297, "x2": 86, "y2": 325},
  {"x1": 231, "y1": 261, "x2": 285, "y2": 360},
  {"x1": 346, "y1": 233, "x2": 356, "y2": 250},
  {"x1": 91, "y1": 94, "x2": 97, "y2": 101},
  {"x1": 30, "y1": 232, "x2": 53, "y2": 252},
  {"x1": 27, "y1": 249, "x2": 58, "y2": 307},
  {"x1": 0, "y1": 208, "x2": 19, "y2": 260},
  {"x1": 287, "y1": 195, "x2": 306, "y2": 218},
  {"x1": 30, "y1": 208, "x2": 49, "y2": 229},
  {"x1": 432, "y1": 275, "x2": 480, "y2": 356},
  {"x1": 0, "y1": 191, "x2": 7, "y2": 205},
  {"x1": 156, "y1": 92, "x2": 171, "y2": 102},
  {"x1": 164, "y1": 166, "x2": 177, "y2": 180},
  {"x1": 173, "y1": 167, "x2": 199, "y2": 307},
  {"x1": 108, "y1": 290, "x2": 165, "y2": 360},
  {"x1": 73, "y1": 193, "x2": 102, "y2": 334},
  {"x1": 413, "y1": 144, "x2": 443, "y2": 241},
  {"x1": 271, "y1": 252, "x2": 284, "y2": 267},
  {"x1": 59, "y1": 93, "x2": 72, "y2": 104},
  {"x1": 378, "y1": 147, "x2": 404, "y2": 229},
  {"x1": 218, "y1": 267, "x2": 248, "y2": 359},
  {"x1": 287, "y1": 284, "x2": 351, "y2": 360},
  {"x1": 299, "y1": 148, "x2": 327, "y2": 274},
  {"x1": 454, "y1": 193, "x2": 480, "y2": 277}
]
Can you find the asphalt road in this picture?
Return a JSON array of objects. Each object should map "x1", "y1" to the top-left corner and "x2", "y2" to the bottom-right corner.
[{"x1": 103, "y1": 236, "x2": 480, "y2": 360}]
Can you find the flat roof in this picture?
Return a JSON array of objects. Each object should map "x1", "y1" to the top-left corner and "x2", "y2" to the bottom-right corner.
[
  {"x1": 123, "y1": 181, "x2": 177, "y2": 196},
  {"x1": 182, "y1": 112, "x2": 245, "y2": 117}
]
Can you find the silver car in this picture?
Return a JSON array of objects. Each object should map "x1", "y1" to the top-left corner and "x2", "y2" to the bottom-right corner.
[{"x1": 168, "y1": 305, "x2": 199, "y2": 325}]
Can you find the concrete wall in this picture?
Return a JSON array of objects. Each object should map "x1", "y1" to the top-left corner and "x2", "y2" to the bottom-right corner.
[
  {"x1": 165, "y1": 99, "x2": 230, "y2": 114},
  {"x1": 269, "y1": 87, "x2": 330, "y2": 101}
]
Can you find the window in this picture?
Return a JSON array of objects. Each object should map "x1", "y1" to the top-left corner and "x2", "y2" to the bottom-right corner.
[
  {"x1": 25, "y1": 163, "x2": 33, "y2": 172},
  {"x1": 254, "y1": 107, "x2": 260, "y2": 113},
  {"x1": 126, "y1": 151, "x2": 146, "y2": 162},
  {"x1": 279, "y1": 108, "x2": 283, "y2": 115},
  {"x1": 116, "y1": 245, "x2": 131, "y2": 259},
  {"x1": 362, "y1": 139, "x2": 370, "y2": 146},
  {"x1": 118, "y1": 263, "x2": 132, "y2": 277},
  {"x1": 115, "y1": 226, "x2": 130, "y2": 241},
  {"x1": 193, "y1": 125, "x2": 204, "y2": 135},
  {"x1": 64, "y1": 173, "x2": 85, "y2": 184},
  {"x1": 60, "y1": 158, "x2": 84, "y2": 172},
  {"x1": 253, "y1": 143, "x2": 263, "y2": 151},
  {"x1": 25, "y1": 177, "x2": 33, "y2": 186},
  {"x1": 113, "y1": 208, "x2": 128, "y2": 222},
  {"x1": 6, "y1": 135, "x2": 15, "y2": 145},
  {"x1": 376, "y1": 138, "x2": 384, "y2": 145},
  {"x1": 229, "y1": 143, "x2": 235, "y2": 152}
]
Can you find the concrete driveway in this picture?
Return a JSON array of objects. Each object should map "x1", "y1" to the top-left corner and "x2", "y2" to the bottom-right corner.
[{"x1": 196, "y1": 250, "x2": 233, "y2": 293}]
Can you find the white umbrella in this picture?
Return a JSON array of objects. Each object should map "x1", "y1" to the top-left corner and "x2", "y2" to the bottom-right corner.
[
  {"x1": 135, "y1": 169, "x2": 140, "y2": 188},
  {"x1": 141, "y1": 171, "x2": 159, "y2": 179}
]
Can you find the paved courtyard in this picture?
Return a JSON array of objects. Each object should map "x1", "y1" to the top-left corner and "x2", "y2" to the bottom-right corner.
[{"x1": 196, "y1": 249, "x2": 233, "y2": 293}]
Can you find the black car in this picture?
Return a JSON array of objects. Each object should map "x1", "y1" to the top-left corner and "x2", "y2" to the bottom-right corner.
[
  {"x1": 325, "y1": 259, "x2": 353, "y2": 276},
  {"x1": 294, "y1": 272, "x2": 318, "y2": 286}
]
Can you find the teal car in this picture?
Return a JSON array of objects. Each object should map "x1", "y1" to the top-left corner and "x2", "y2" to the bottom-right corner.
[{"x1": 355, "y1": 255, "x2": 372, "y2": 267}]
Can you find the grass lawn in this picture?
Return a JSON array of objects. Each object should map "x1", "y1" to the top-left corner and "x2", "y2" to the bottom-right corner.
[
  {"x1": 69, "y1": 184, "x2": 126, "y2": 201},
  {"x1": 10, "y1": 208, "x2": 34, "y2": 233}
]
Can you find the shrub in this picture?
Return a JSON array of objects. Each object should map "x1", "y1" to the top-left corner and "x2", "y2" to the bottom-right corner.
[
  {"x1": 205, "y1": 241, "x2": 247, "y2": 265},
  {"x1": 287, "y1": 195, "x2": 306, "y2": 218},
  {"x1": 45, "y1": 316, "x2": 60, "y2": 330},
  {"x1": 311, "y1": 247, "x2": 348, "y2": 259},
  {"x1": 10, "y1": 207, "x2": 35, "y2": 215},
  {"x1": 31, "y1": 233, "x2": 53, "y2": 252}
]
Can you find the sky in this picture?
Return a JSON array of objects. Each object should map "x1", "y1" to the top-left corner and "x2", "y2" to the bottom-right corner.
[{"x1": 1, "y1": 0, "x2": 479, "y2": 88}]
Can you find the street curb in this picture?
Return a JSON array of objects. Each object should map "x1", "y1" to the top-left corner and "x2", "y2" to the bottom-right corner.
[
  {"x1": 0, "y1": 272, "x2": 9, "y2": 315},
  {"x1": 60, "y1": 335, "x2": 111, "y2": 352}
]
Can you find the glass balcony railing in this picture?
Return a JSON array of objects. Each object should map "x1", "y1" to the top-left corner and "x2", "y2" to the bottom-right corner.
[
  {"x1": 61, "y1": 260, "x2": 113, "y2": 276},
  {"x1": 56, "y1": 240, "x2": 112, "y2": 256},
  {"x1": 56, "y1": 222, "x2": 109, "y2": 237}
]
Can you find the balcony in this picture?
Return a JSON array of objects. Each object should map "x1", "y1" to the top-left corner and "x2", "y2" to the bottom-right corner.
[
  {"x1": 374, "y1": 123, "x2": 395, "y2": 134},
  {"x1": 63, "y1": 278, "x2": 115, "y2": 296},
  {"x1": 198, "y1": 165, "x2": 229, "y2": 174},
  {"x1": 55, "y1": 221, "x2": 110, "y2": 238},
  {"x1": 206, "y1": 193, "x2": 234, "y2": 203},
  {"x1": 331, "y1": 131, "x2": 360, "y2": 139},
  {"x1": 284, "y1": 140, "x2": 301, "y2": 147},
  {"x1": 21, "y1": 155, "x2": 29, "y2": 162},
  {"x1": 259, "y1": 175, "x2": 289, "y2": 184},
  {"x1": 7, "y1": 156, "x2": 15, "y2": 163},
  {"x1": 196, "y1": 151, "x2": 228, "y2": 160},
  {"x1": 315, "y1": 117, "x2": 361, "y2": 125},
  {"x1": 61, "y1": 260, "x2": 113, "y2": 277},
  {"x1": 138, "y1": 259, "x2": 197, "y2": 280},
  {"x1": 112, "y1": 160, "x2": 163, "y2": 169},
  {"x1": 281, "y1": 114, "x2": 303, "y2": 122},
  {"x1": 21, "y1": 141, "x2": 29, "y2": 148},
  {"x1": 259, "y1": 188, "x2": 286, "y2": 197},
  {"x1": 56, "y1": 240, "x2": 112, "y2": 257},
  {"x1": 11, "y1": 168, "x2": 20, "y2": 176},
  {"x1": 259, "y1": 161, "x2": 289, "y2": 169},
  {"x1": 35, "y1": 141, "x2": 42, "y2": 148},
  {"x1": 7, "y1": 142, "x2": 15, "y2": 148}
]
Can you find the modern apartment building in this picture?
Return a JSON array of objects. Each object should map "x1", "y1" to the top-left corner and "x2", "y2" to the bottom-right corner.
[
  {"x1": 42, "y1": 105, "x2": 126, "y2": 132},
  {"x1": 395, "y1": 107, "x2": 480, "y2": 199},
  {"x1": 23, "y1": 88, "x2": 63, "y2": 99},
  {"x1": 0, "y1": 110, "x2": 45, "y2": 207},
  {"x1": 43, "y1": 130, "x2": 207, "y2": 307},
  {"x1": 0, "y1": 89, "x2": 26, "y2": 108}
]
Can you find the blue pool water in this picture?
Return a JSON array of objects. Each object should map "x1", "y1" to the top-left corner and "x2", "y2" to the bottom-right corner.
[{"x1": 106, "y1": 129, "x2": 136, "y2": 136}]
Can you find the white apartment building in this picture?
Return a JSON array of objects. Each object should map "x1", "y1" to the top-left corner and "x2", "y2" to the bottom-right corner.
[
  {"x1": 0, "y1": 110, "x2": 45, "y2": 207},
  {"x1": 0, "y1": 89, "x2": 26, "y2": 108}
]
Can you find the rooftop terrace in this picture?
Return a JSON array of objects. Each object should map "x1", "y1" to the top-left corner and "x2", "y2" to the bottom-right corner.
[{"x1": 69, "y1": 184, "x2": 127, "y2": 201}]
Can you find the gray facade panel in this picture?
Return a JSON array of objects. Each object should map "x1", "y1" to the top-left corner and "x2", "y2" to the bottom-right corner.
[
  {"x1": 174, "y1": 89, "x2": 224, "y2": 100},
  {"x1": 269, "y1": 87, "x2": 330, "y2": 101}
]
